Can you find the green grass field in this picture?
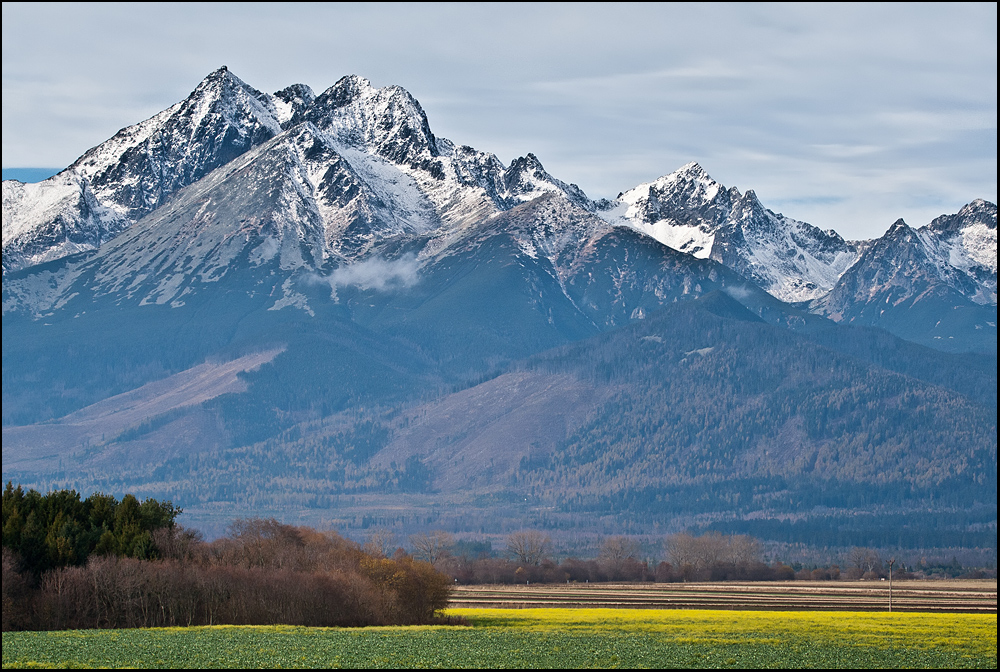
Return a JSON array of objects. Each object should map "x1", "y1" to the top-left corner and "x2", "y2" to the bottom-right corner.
[{"x1": 2, "y1": 608, "x2": 996, "y2": 669}]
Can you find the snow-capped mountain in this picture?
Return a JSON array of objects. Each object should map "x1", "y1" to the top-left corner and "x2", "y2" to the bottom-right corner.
[
  {"x1": 597, "y1": 163, "x2": 858, "y2": 303},
  {"x1": 2, "y1": 101, "x2": 608, "y2": 314},
  {"x1": 69, "y1": 66, "x2": 284, "y2": 219},
  {"x1": 815, "y1": 200, "x2": 997, "y2": 350},
  {"x1": 2, "y1": 67, "x2": 995, "y2": 356},
  {"x1": 920, "y1": 199, "x2": 997, "y2": 305},
  {"x1": 2, "y1": 67, "x2": 288, "y2": 273},
  {"x1": 2, "y1": 69, "x2": 591, "y2": 275},
  {"x1": 292, "y1": 73, "x2": 592, "y2": 237}
]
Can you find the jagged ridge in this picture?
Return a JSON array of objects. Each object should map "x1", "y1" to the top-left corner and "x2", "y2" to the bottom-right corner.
[{"x1": 2, "y1": 68, "x2": 995, "y2": 355}]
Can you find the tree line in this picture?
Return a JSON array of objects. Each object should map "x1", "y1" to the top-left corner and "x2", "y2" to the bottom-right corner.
[
  {"x1": 2, "y1": 485, "x2": 451, "y2": 632},
  {"x1": 405, "y1": 529, "x2": 961, "y2": 584},
  {"x1": 407, "y1": 529, "x2": 803, "y2": 583},
  {"x1": 6, "y1": 485, "x2": 970, "y2": 632}
]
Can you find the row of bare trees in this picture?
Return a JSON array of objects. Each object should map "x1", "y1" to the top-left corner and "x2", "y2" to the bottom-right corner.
[
  {"x1": 2, "y1": 519, "x2": 451, "y2": 631},
  {"x1": 664, "y1": 532, "x2": 762, "y2": 570},
  {"x1": 399, "y1": 529, "x2": 798, "y2": 584},
  {"x1": 407, "y1": 529, "x2": 556, "y2": 569}
]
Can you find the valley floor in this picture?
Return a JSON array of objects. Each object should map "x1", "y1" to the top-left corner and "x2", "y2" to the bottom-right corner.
[{"x1": 3, "y1": 602, "x2": 996, "y2": 669}]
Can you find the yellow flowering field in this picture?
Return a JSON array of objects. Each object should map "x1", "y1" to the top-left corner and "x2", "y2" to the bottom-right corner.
[
  {"x1": 2, "y1": 608, "x2": 996, "y2": 668},
  {"x1": 450, "y1": 608, "x2": 997, "y2": 667}
]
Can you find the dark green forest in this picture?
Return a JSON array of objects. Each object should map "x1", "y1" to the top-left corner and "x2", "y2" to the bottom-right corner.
[{"x1": 1, "y1": 483, "x2": 179, "y2": 573}]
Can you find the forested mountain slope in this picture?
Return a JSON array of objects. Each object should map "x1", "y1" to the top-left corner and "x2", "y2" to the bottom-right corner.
[{"x1": 2, "y1": 68, "x2": 995, "y2": 547}]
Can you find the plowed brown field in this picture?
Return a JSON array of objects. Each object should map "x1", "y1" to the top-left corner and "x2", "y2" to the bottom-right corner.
[{"x1": 450, "y1": 579, "x2": 997, "y2": 613}]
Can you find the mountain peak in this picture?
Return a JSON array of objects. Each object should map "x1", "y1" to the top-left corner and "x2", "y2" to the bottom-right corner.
[
  {"x1": 274, "y1": 83, "x2": 315, "y2": 104},
  {"x1": 501, "y1": 152, "x2": 590, "y2": 207},
  {"x1": 514, "y1": 153, "x2": 544, "y2": 170},
  {"x1": 305, "y1": 75, "x2": 439, "y2": 163},
  {"x1": 888, "y1": 218, "x2": 910, "y2": 233},
  {"x1": 958, "y1": 198, "x2": 998, "y2": 227},
  {"x1": 323, "y1": 74, "x2": 377, "y2": 108},
  {"x1": 195, "y1": 65, "x2": 257, "y2": 97},
  {"x1": 677, "y1": 161, "x2": 710, "y2": 178},
  {"x1": 638, "y1": 163, "x2": 724, "y2": 203},
  {"x1": 630, "y1": 163, "x2": 724, "y2": 208},
  {"x1": 198, "y1": 65, "x2": 230, "y2": 83}
]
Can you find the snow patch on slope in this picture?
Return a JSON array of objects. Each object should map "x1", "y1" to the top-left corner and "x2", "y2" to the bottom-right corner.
[
  {"x1": 334, "y1": 146, "x2": 441, "y2": 234},
  {"x1": 2, "y1": 174, "x2": 129, "y2": 272},
  {"x1": 960, "y1": 222, "x2": 997, "y2": 274}
]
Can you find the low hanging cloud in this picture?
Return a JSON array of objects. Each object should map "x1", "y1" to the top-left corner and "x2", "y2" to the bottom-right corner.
[
  {"x1": 322, "y1": 254, "x2": 422, "y2": 292},
  {"x1": 722, "y1": 285, "x2": 754, "y2": 302}
]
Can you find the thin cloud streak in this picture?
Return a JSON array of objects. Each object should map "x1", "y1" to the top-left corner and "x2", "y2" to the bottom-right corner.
[
  {"x1": 303, "y1": 255, "x2": 422, "y2": 298},
  {"x1": 327, "y1": 255, "x2": 421, "y2": 292}
]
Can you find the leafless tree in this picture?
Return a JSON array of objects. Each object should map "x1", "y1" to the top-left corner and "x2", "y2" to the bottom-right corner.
[
  {"x1": 409, "y1": 530, "x2": 453, "y2": 565},
  {"x1": 363, "y1": 528, "x2": 397, "y2": 559},
  {"x1": 664, "y1": 532, "x2": 699, "y2": 569},
  {"x1": 728, "y1": 535, "x2": 762, "y2": 565},
  {"x1": 598, "y1": 536, "x2": 640, "y2": 578},
  {"x1": 849, "y1": 547, "x2": 882, "y2": 578},
  {"x1": 227, "y1": 518, "x2": 305, "y2": 569},
  {"x1": 4, "y1": 520, "x2": 453, "y2": 631},
  {"x1": 665, "y1": 532, "x2": 762, "y2": 572},
  {"x1": 505, "y1": 530, "x2": 552, "y2": 565},
  {"x1": 2, "y1": 548, "x2": 29, "y2": 631},
  {"x1": 151, "y1": 525, "x2": 204, "y2": 562},
  {"x1": 665, "y1": 532, "x2": 727, "y2": 569}
]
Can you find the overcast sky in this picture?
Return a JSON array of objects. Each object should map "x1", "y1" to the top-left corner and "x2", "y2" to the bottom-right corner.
[{"x1": 2, "y1": 3, "x2": 996, "y2": 239}]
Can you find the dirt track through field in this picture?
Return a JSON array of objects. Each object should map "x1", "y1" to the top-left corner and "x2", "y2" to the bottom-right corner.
[{"x1": 450, "y1": 580, "x2": 997, "y2": 613}]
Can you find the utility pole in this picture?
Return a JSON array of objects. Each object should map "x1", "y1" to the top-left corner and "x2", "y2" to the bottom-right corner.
[{"x1": 888, "y1": 558, "x2": 895, "y2": 612}]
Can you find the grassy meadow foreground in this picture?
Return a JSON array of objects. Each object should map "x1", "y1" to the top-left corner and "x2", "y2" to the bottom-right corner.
[{"x1": 3, "y1": 608, "x2": 996, "y2": 669}]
